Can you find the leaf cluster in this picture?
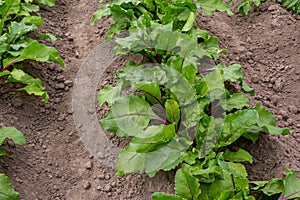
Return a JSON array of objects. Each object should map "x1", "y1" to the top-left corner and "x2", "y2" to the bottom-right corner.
[
  {"x1": 0, "y1": 0, "x2": 65, "y2": 102},
  {"x1": 94, "y1": 0, "x2": 298, "y2": 199},
  {"x1": 277, "y1": 0, "x2": 300, "y2": 14},
  {"x1": 237, "y1": 0, "x2": 300, "y2": 16}
]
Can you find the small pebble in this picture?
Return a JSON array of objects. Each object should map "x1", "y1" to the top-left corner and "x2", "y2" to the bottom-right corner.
[
  {"x1": 83, "y1": 181, "x2": 91, "y2": 190},
  {"x1": 105, "y1": 174, "x2": 110, "y2": 180},
  {"x1": 96, "y1": 186, "x2": 102, "y2": 191},
  {"x1": 287, "y1": 118, "x2": 294, "y2": 126},
  {"x1": 104, "y1": 185, "x2": 112, "y2": 192},
  {"x1": 85, "y1": 161, "x2": 93, "y2": 170},
  {"x1": 251, "y1": 74, "x2": 259, "y2": 83},
  {"x1": 56, "y1": 83, "x2": 65, "y2": 89},
  {"x1": 98, "y1": 174, "x2": 105, "y2": 180}
]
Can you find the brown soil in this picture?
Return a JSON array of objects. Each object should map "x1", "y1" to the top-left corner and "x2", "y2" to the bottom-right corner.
[{"x1": 0, "y1": 1, "x2": 299, "y2": 199}]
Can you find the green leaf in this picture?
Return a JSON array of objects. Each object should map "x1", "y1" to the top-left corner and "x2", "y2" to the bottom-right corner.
[
  {"x1": 0, "y1": 70, "x2": 10, "y2": 77},
  {"x1": 21, "y1": 3, "x2": 39, "y2": 12},
  {"x1": 197, "y1": 0, "x2": 234, "y2": 16},
  {"x1": 253, "y1": 104, "x2": 291, "y2": 135},
  {"x1": 225, "y1": 93, "x2": 249, "y2": 111},
  {"x1": 199, "y1": 178, "x2": 233, "y2": 200},
  {"x1": 218, "y1": 158, "x2": 248, "y2": 178},
  {"x1": 117, "y1": 137, "x2": 191, "y2": 177},
  {"x1": 0, "y1": 149, "x2": 8, "y2": 157},
  {"x1": 35, "y1": 0, "x2": 55, "y2": 6},
  {"x1": 116, "y1": 145, "x2": 146, "y2": 176},
  {"x1": 261, "y1": 178, "x2": 284, "y2": 196},
  {"x1": 0, "y1": 174, "x2": 19, "y2": 200},
  {"x1": 165, "y1": 99, "x2": 180, "y2": 125},
  {"x1": 175, "y1": 164, "x2": 200, "y2": 199},
  {"x1": 182, "y1": 65, "x2": 197, "y2": 84},
  {"x1": 238, "y1": 0, "x2": 252, "y2": 15},
  {"x1": 223, "y1": 149, "x2": 253, "y2": 164},
  {"x1": 252, "y1": 0, "x2": 261, "y2": 7},
  {"x1": 145, "y1": 138, "x2": 192, "y2": 177},
  {"x1": 5, "y1": 68, "x2": 49, "y2": 102},
  {"x1": 0, "y1": 33, "x2": 8, "y2": 54},
  {"x1": 181, "y1": 149, "x2": 200, "y2": 165},
  {"x1": 182, "y1": 12, "x2": 195, "y2": 32},
  {"x1": 132, "y1": 83, "x2": 162, "y2": 104},
  {"x1": 100, "y1": 95, "x2": 156, "y2": 137},
  {"x1": 37, "y1": 33, "x2": 57, "y2": 42},
  {"x1": 203, "y1": 69, "x2": 225, "y2": 100},
  {"x1": 218, "y1": 63, "x2": 254, "y2": 95},
  {"x1": 279, "y1": 168, "x2": 300, "y2": 199},
  {"x1": 152, "y1": 192, "x2": 186, "y2": 200},
  {"x1": 0, "y1": 126, "x2": 25, "y2": 146},
  {"x1": 91, "y1": 5, "x2": 110, "y2": 26},
  {"x1": 250, "y1": 180, "x2": 269, "y2": 190},
  {"x1": 191, "y1": 165, "x2": 223, "y2": 183},
  {"x1": 98, "y1": 84, "x2": 121, "y2": 106},
  {"x1": 218, "y1": 109, "x2": 259, "y2": 147},
  {"x1": 9, "y1": 21, "x2": 37, "y2": 41},
  {"x1": 130, "y1": 124, "x2": 176, "y2": 153},
  {"x1": 3, "y1": 40, "x2": 65, "y2": 67},
  {"x1": 21, "y1": 16, "x2": 43, "y2": 26},
  {"x1": 0, "y1": 0, "x2": 21, "y2": 17}
]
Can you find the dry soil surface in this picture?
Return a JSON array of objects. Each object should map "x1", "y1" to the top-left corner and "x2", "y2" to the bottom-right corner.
[{"x1": 0, "y1": 1, "x2": 299, "y2": 199}]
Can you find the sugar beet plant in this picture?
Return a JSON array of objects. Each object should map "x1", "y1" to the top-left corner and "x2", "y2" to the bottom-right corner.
[
  {"x1": 0, "y1": 0, "x2": 65, "y2": 102},
  {"x1": 94, "y1": 0, "x2": 300, "y2": 199},
  {"x1": 0, "y1": 0, "x2": 64, "y2": 199}
]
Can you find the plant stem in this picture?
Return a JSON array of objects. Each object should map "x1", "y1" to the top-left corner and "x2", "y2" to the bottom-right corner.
[
  {"x1": 281, "y1": 191, "x2": 300, "y2": 200},
  {"x1": 231, "y1": 174, "x2": 236, "y2": 195},
  {"x1": 0, "y1": 61, "x2": 17, "y2": 73}
]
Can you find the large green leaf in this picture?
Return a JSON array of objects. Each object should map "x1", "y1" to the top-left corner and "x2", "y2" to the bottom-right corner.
[
  {"x1": 218, "y1": 109, "x2": 258, "y2": 147},
  {"x1": 21, "y1": 3, "x2": 40, "y2": 13},
  {"x1": 261, "y1": 178, "x2": 284, "y2": 196},
  {"x1": 117, "y1": 137, "x2": 191, "y2": 177},
  {"x1": 0, "y1": 174, "x2": 19, "y2": 200},
  {"x1": 175, "y1": 164, "x2": 200, "y2": 199},
  {"x1": 4, "y1": 41, "x2": 65, "y2": 67},
  {"x1": 0, "y1": 126, "x2": 25, "y2": 146},
  {"x1": 21, "y1": 16, "x2": 43, "y2": 26},
  {"x1": 130, "y1": 124, "x2": 176, "y2": 153},
  {"x1": 217, "y1": 63, "x2": 254, "y2": 95},
  {"x1": 145, "y1": 138, "x2": 192, "y2": 177},
  {"x1": 223, "y1": 149, "x2": 253, "y2": 164},
  {"x1": 253, "y1": 104, "x2": 291, "y2": 135},
  {"x1": 5, "y1": 68, "x2": 49, "y2": 102},
  {"x1": 100, "y1": 95, "x2": 157, "y2": 137},
  {"x1": 9, "y1": 21, "x2": 37, "y2": 42},
  {"x1": 225, "y1": 93, "x2": 249, "y2": 111},
  {"x1": 116, "y1": 144, "x2": 146, "y2": 176},
  {"x1": 181, "y1": 12, "x2": 195, "y2": 32},
  {"x1": 279, "y1": 168, "x2": 300, "y2": 199},
  {"x1": 98, "y1": 84, "x2": 122, "y2": 106}
]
